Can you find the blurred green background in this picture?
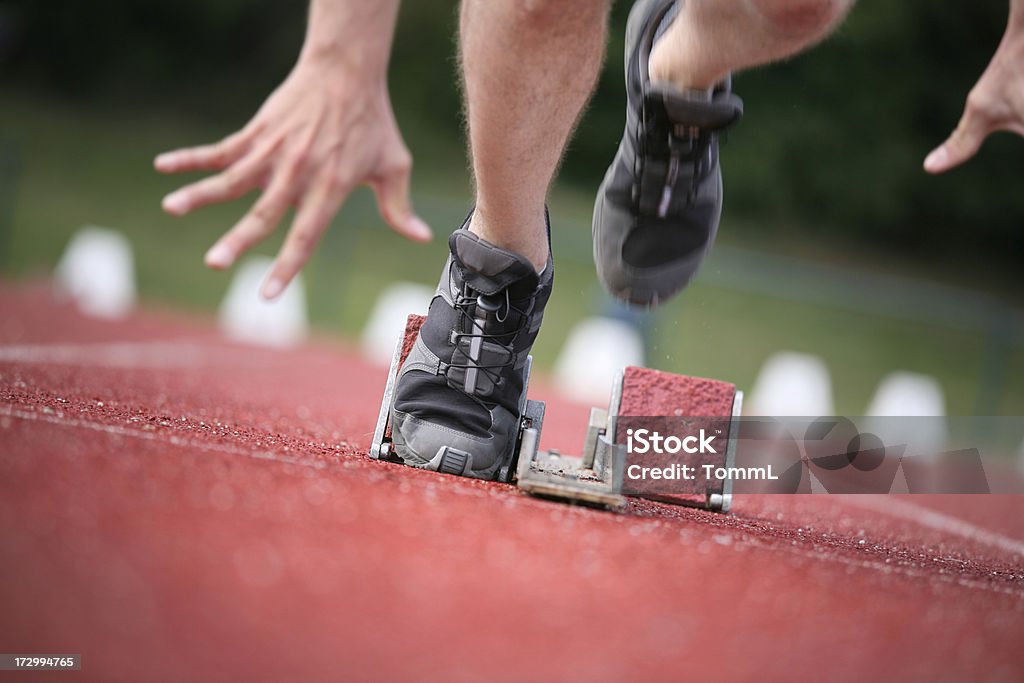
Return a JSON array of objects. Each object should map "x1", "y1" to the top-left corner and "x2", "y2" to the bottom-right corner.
[{"x1": 1, "y1": 0, "x2": 1022, "y2": 415}]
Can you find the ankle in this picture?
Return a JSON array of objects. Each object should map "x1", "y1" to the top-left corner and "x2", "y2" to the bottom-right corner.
[
  {"x1": 649, "y1": 0, "x2": 853, "y2": 91},
  {"x1": 648, "y1": 23, "x2": 726, "y2": 92},
  {"x1": 467, "y1": 209, "x2": 549, "y2": 273},
  {"x1": 751, "y1": 0, "x2": 853, "y2": 41}
]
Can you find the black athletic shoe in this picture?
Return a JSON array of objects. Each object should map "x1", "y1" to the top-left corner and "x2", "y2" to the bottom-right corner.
[
  {"x1": 593, "y1": 0, "x2": 743, "y2": 307},
  {"x1": 391, "y1": 215, "x2": 552, "y2": 480}
]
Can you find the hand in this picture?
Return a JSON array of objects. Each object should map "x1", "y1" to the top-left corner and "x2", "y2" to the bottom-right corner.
[
  {"x1": 924, "y1": 13, "x2": 1024, "y2": 174},
  {"x1": 155, "y1": 57, "x2": 432, "y2": 299}
]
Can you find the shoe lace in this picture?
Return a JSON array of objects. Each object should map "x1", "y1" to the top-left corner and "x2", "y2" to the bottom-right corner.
[
  {"x1": 657, "y1": 124, "x2": 713, "y2": 218},
  {"x1": 448, "y1": 283, "x2": 526, "y2": 402}
]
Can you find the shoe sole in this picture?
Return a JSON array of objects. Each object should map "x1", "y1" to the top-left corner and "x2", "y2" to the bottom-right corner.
[
  {"x1": 592, "y1": 0, "x2": 677, "y2": 308},
  {"x1": 593, "y1": 0, "x2": 724, "y2": 308}
]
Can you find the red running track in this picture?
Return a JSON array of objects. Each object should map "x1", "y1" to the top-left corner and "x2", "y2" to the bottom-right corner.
[{"x1": 1, "y1": 285, "x2": 1022, "y2": 682}]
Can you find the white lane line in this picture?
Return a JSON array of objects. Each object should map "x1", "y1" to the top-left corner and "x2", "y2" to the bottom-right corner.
[
  {"x1": 0, "y1": 405, "x2": 330, "y2": 470},
  {"x1": 837, "y1": 495, "x2": 1024, "y2": 557},
  {"x1": 0, "y1": 341, "x2": 241, "y2": 368},
  {"x1": 0, "y1": 341, "x2": 203, "y2": 367},
  {"x1": 737, "y1": 531, "x2": 1024, "y2": 598},
  {"x1": 4, "y1": 404, "x2": 1022, "y2": 597}
]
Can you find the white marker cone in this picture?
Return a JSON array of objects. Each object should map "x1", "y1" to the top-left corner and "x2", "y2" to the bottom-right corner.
[
  {"x1": 748, "y1": 351, "x2": 834, "y2": 416},
  {"x1": 554, "y1": 316, "x2": 644, "y2": 404},
  {"x1": 1018, "y1": 437, "x2": 1024, "y2": 479},
  {"x1": 54, "y1": 226, "x2": 136, "y2": 319},
  {"x1": 360, "y1": 282, "x2": 433, "y2": 365},
  {"x1": 866, "y1": 372, "x2": 946, "y2": 417},
  {"x1": 863, "y1": 372, "x2": 948, "y2": 459},
  {"x1": 218, "y1": 256, "x2": 308, "y2": 348}
]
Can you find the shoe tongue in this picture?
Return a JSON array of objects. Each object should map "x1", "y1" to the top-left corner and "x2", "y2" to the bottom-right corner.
[
  {"x1": 450, "y1": 230, "x2": 539, "y2": 299},
  {"x1": 649, "y1": 86, "x2": 743, "y2": 130}
]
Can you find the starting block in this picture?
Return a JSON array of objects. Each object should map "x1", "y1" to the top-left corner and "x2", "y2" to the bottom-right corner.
[
  {"x1": 515, "y1": 367, "x2": 742, "y2": 512},
  {"x1": 370, "y1": 315, "x2": 742, "y2": 512}
]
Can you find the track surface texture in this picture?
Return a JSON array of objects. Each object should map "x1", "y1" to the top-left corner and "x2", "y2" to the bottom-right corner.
[{"x1": 1, "y1": 285, "x2": 1022, "y2": 682}]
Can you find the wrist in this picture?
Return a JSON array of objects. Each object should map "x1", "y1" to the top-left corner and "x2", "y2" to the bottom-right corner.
[
  {"x1": 298, "y1": 41, "x2": 390, "y2": 83},
  {"x1": 297, "y1": 0, "x2": 399, "y2": 82},
  {"x1": 287, "y1": 52, "x2": 393, "y2": 116}
]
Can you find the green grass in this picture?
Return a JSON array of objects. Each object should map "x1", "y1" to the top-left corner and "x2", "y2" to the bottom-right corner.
[{"x1": 2, "y1": 94, "x2": 1023, "y2": 417}]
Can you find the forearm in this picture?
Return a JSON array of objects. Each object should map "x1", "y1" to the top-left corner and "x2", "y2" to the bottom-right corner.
[
  {"x1": 299, "y1": 0, "x2": 402, "y2": 78},
  {"x1": 1011, "y1": 0, "x2": 1024, "y2": 29}
]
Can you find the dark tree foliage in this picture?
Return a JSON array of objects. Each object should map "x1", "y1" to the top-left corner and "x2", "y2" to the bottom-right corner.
[{"x1": 2, "y1": 0, "x2": 1021, "y2": 265}]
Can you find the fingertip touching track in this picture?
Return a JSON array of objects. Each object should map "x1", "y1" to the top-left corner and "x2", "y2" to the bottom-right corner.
[{"x1": 1, "y1": 285, "x2": 1022, "y2": 682}]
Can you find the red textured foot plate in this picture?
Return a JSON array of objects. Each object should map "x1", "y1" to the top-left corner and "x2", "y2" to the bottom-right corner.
[{"x1": 618, "y1": 366, "x2": 737, "y2": 504}]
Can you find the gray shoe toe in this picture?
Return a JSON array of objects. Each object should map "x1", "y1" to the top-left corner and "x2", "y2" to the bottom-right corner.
[{"x1": 391, "y1": 407, "x2": 516, "y2": 480}]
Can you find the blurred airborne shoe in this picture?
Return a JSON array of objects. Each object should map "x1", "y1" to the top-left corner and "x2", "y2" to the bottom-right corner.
[
  {"x1": 390, "y1": 216, "x2": 553, "y2": 480},
  {"x1": 593, "y1": 0, "x2": 743, "y2": 306}
]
